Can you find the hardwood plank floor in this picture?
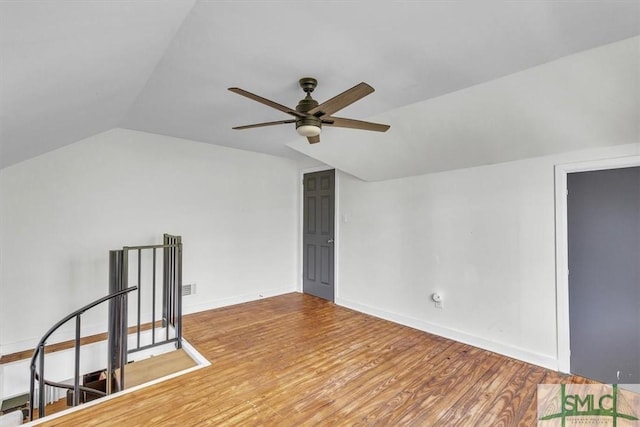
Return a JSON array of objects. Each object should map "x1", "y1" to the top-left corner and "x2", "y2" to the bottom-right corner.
[
  {"x1": 30, "y1": 349, "x2": 197, "y2": 420},
  {"x1": 118, "y1": 349, "x2": 197, "y2": 389},
  {"x1": 35, "y1": 293, "x2": 593, "y2": 426}
]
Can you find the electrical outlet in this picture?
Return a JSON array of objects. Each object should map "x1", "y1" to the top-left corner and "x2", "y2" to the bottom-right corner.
[{"x1": 431, "y1": 292, "x2": 443, "y2": 309}]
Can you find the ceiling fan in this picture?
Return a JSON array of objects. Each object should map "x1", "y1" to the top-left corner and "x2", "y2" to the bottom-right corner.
[{"x1": 228, "y1": 77, "x2": 390, "y2": 144}]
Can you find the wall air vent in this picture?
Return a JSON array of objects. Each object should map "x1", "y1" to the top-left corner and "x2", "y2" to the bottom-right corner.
[{"x1": 182, "y1": 283, "x2": 196, "y2": 296}]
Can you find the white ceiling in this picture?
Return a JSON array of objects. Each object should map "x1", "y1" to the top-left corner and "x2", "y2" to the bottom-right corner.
[{"x1": 1, "y1": 1, "x2": 639, "y2": 179}]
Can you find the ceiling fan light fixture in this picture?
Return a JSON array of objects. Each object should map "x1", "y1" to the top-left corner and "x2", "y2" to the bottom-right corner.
[
  {"x1": 296, "y1": 116, "x2": 322, "y2": 137},
  {"x1": 296, "y1": 124, "x2": 321, "y2": 137}
]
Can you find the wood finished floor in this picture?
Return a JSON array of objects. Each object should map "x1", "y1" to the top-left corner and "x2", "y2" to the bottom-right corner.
[
  {"x1": 36, "y1": 293, "x2": 593, "y2": 426},
  {"x1": 118, "y1": 348, "x2": 197, "y2": 389}
]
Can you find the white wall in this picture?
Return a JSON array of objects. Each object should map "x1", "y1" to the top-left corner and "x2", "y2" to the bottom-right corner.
[
  {"x1": 0, "y1": 128, "x2": 300, "y2": 359},
  {"x1": 336, "y1": 143, "x2": 639, "y2": 370}
]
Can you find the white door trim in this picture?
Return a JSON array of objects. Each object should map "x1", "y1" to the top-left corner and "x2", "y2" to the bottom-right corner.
[
  {"x1": 555, "y1": 155, "x2": 640, "y2": 373},
  {"x1": 298, "y1": 166, "x2": 339, "y2": 300}
]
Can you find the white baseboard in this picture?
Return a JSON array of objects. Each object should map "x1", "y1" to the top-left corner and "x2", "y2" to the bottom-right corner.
[
  {"x1": 182, "y1": 286, "x2": 296, "y2": 315},
  {"x1": 335, "y1": 296, "x2": 558, "y2": 371}
]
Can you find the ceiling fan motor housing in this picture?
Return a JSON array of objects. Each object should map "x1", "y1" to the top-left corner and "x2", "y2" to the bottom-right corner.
[
  {"x1": 295, "y1": 93, "x2": 321, "y2": 131},
  {"x1": 296, "y1": 95, "x2": 318, "y2": 113}
]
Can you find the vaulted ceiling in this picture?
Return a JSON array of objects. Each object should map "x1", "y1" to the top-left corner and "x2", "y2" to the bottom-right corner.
[{"x1": 1, "y1": 1, "x2": 639, "y2": 180}]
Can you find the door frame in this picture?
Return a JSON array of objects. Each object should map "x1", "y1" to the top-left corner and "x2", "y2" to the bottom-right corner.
[
  {"x1": 299, "y1": 166, "x2": 339, "y2": 299},
  {"x1": 554, "y1": 154, "x2": 640, "y2": 373}
]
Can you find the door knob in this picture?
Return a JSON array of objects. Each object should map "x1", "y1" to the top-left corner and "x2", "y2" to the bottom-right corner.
[{"x1": 327, "y1": 239, "x2": 334, "y2": 243}]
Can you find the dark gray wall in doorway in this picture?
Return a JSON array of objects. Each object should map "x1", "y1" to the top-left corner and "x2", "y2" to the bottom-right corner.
[{"x1": 568, "y1": 166, "x2": 640, "y2": 384}]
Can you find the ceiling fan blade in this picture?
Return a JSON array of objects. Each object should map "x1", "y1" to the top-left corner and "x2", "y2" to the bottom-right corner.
[
  {"x1": 308, "y1": 82, "x2": 374, "y2": 117},
  {"x1": 322, "y1": 116, "x2": 390, "y2": 132},
  {"x1": 307, "y1": 135, "x2": 320, "y2": 144},
  {"x1": 232, "y1": 119, "x2": 295, "y2": 130},
  {"x1": 229, "y1": 87, "x2": 306, "y2": 118}
]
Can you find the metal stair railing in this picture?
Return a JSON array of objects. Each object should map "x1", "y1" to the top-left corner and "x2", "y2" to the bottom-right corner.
[
  {"x1": 27, "y1": 233, "x2": 183, "y2": 421},
  {"x1": 114, "y1": 234, "x2": 183, "y2": 360},
  {"x1": 28, "y1": 286, "x2": 137, "y2": 421}
]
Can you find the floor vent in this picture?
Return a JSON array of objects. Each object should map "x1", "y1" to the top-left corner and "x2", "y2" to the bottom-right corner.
[{"x1": 182, "y1": 283, "x2": 195, "y2": 296}]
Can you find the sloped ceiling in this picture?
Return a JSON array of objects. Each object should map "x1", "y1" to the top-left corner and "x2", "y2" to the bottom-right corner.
[
  {"x1": 0, "y1": 0, "x2": 196, "y2": 168},
  {"x1": 1, "y1": 1, "x2": 639, "y2": 180},
  {"x1": 289, "y1": 37, "x2": 640, "y2": 181}
]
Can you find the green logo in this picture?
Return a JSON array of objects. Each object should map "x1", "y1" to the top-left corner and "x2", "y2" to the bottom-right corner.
[{"x1": 538, "y1": 384, "x2": 640, "y2": 426}]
